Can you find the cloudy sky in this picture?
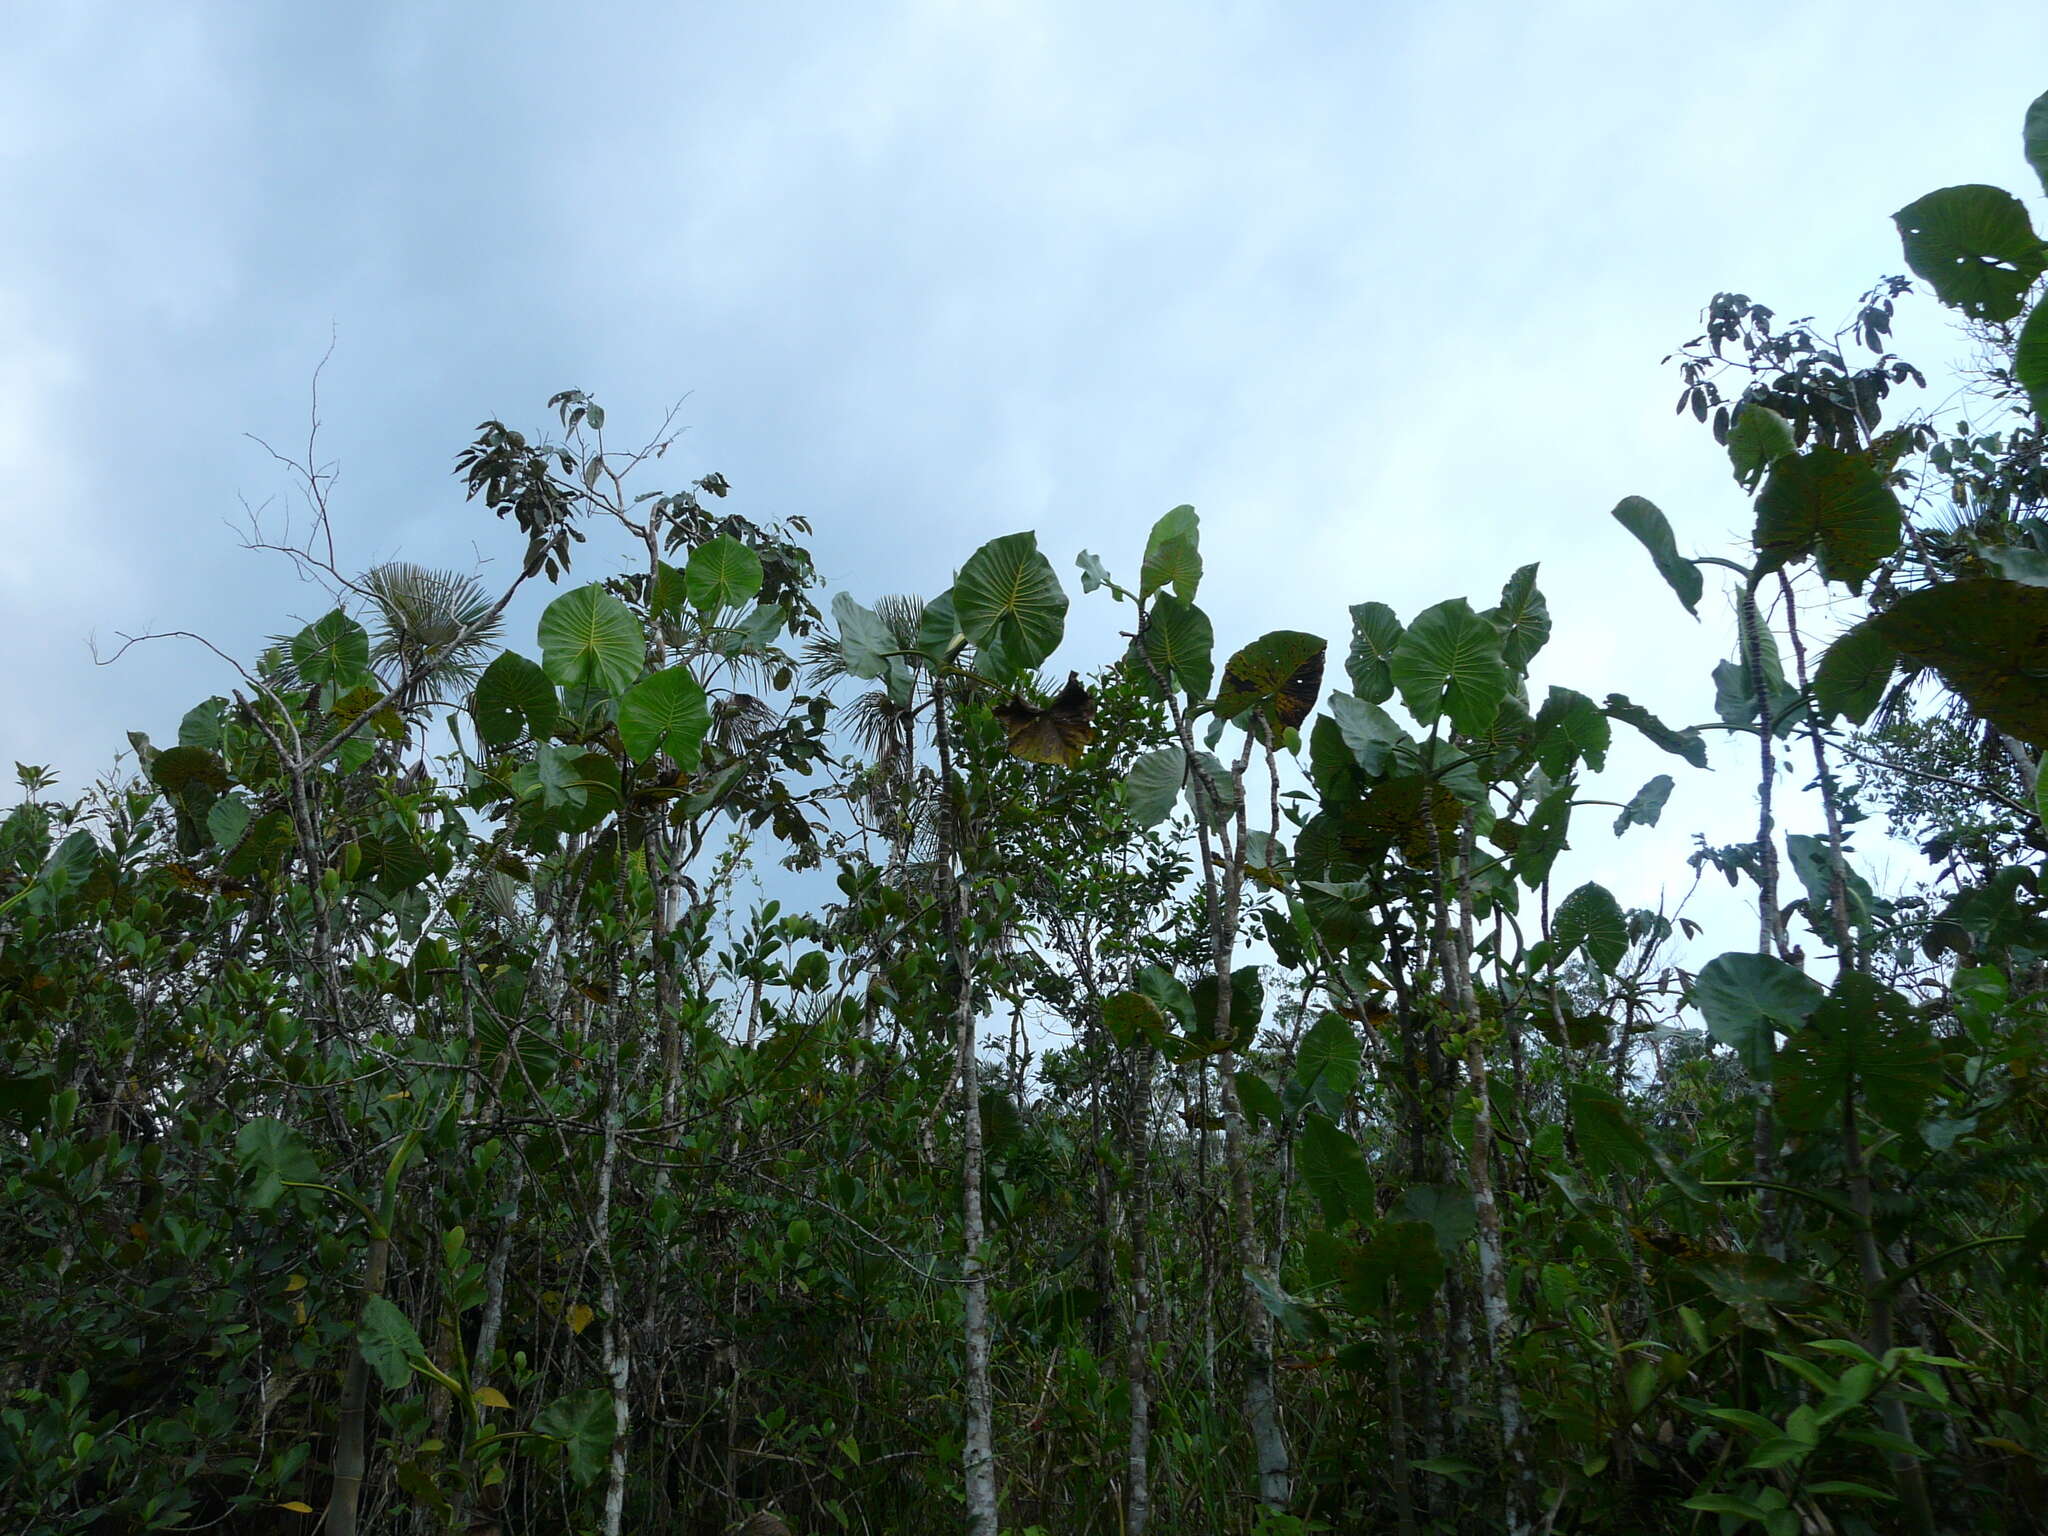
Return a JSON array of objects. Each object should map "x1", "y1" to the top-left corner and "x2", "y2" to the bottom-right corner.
[{"x1": 4, "y1": 0, "x2": 2044, "y2": 940}]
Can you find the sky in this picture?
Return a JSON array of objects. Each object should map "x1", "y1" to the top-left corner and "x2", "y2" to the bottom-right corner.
[{"x1": 4, "y1": 0, "x2": 2045, "y2": 952}]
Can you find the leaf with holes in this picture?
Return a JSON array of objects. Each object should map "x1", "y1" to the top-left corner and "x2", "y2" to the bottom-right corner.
[
  {"x1": 1753, "y1": 448, "x2": 1901, "y2": 594},
  {"x1": 1216, "y1": 630, "x2": 1326, "y2": 730},
  {"x1": 1485, "y1": 564, "x2": 1551, "y2": 671},
  {"x1": 472, "y1": 652, "x2": 558, "y2": 748},
  {"x1": 1613, "y1": 774, "x2": 1673, "y2": 836},
  {"x1": 1554, "y1": 881, "x2": 1627, "y2": 972},
  {"x1": 1346, "y1": 601, "x2": 1404, "y2": 703},
  {"x1": 1894, "y1": 184, "x2": 2047, "y2": 322}
]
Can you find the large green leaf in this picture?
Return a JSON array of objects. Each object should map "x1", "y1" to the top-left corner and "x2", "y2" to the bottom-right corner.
[
  {"x1": 1784, "y1": 833, "x2": 1879, "y2": 951},
  {"x1": 1691, "y1": 952, "x2": 1824, "y2": 1079},
  {"x1": 1570, "y1": 1082, "x2": 1652, "y2": 1178},
  {"x1": 917, "y1": 589, "x2": 965, "y2": 666},
  {"x1": 292, "y1": 609, "x2": 373, "y2": 693},
  {"x1": 1294, "y1": 1010, "x2": 1361, "y2": 1119},
  {"x1": 1894, "y1": 184, "x2": 2047, "y2": 322},
  {"x1": 1611, "y1": 497, "x2": 1702, "y2": 616},
  {"x1": 1713, "y1": 625, "x2": 1803, "y2": 737},
  {"x1": 2018, "y1": 300, "x2": 2048, "y2": 424},
  {"x1": 1605, "y1": 694, "x2": 1708, "y2": 769},
  {"x1": 1390, "y1": 599, "x2": 1510, "y2": 737},
  {"x1": 1215, "y1": 630, "x2": 1326, "y2": 730},
  {"x1": 684, "y1": 535, "x2": 764, "y2": 614},
  {"x1": 2026, "y1": 88, "x2": 2048, "y2": 199},
  {"x1": 1328, "y1": 692, "x2": 1409, "y2": 778},
  {"x1": 1777, "y1": 974, "x2": 1942, "y2": 1135},
  {"x1": 1339, "y1": 1220, "x2": 1444, "y2": 1318},
  {"x1": 536, "y1": 1388, "x2": 617, "y2": 1487},
  {"x1": 235, "y1": 1117, "x2": 319, "y2": 1211},
  {"x1": 1534, "y1": 686, "x2": 1610, "y2": 776},
  {"x1": 1124, "y1": 746, "x2": 1187, "y2": 829},
  {"x1": 538, "y1": 585, "x2": 645, "y2": 697},
  {"x1": 617, "y1": 665, "x2": 710, "y2": 768},
  {"x1": 1869, "y1": 577, "x2": 2048, "y2": 745},
  {"x1": 472, "y1": 651, "x2": 559, "y2": 748},
  {"x1": 1726, "y1": 404, "x2": 1795, "y2": 492},
  {"x1": 1128, "y1": 594, "x2": 1214, "y2": 700},
  {"x1": 1810, "y1": 621, "x2": 1896, "y2": 726},
  {"x1": 1613, "y1": 774, "x2": 1673, "y2": 836},
  {"x1": 1753, "y1": 448, "x2": 1901, "y2": 594},
  {"x1": 1511, "y1": 780, "x2": 1573, "y2": 888},
  {"x1": 1485, "y1": 564, "x2": 1551, "y2": 672},
  {"x1": 954, "y1": 532, "x2": 1067, "y2": 679},
  {"x1": 1345, "y1": 601, "x2": 1404, "y2": 703},
  {"x1": 1553, "y1": 881, "x2": 1626, "y2": 973},
  {"x1": 1398, "y1": 1183, "x2": 1477, "y2": 1253},
  {"x1": 1299, "y1": 1114, "x2": 1375, "y2": 1226},
  {"x1": 358, "y1": 1295, "x2": 428, "y2": 1392},
  {"x1": 1139, "y1": 504, "x2": 1201, "y2": 602}
]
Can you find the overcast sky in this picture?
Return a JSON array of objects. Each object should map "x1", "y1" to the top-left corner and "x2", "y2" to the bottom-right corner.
[{"x1": 4, "y1": 1, "x2": 2044, "y2": 945}]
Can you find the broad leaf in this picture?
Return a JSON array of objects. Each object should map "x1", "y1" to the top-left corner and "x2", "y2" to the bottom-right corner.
[
  {"x1": 1139, "y1": 505, "x2": 1202, "y2": 602},
  {"x1": 1870, "y1": 578, "x2": 2048, "y2": 744},
  {"x1": 235, "y1": 1117, "x2": 319, "y2": 1210},
  {"x1": 1894, "y1": 184, "x2": 2047, "y2": 322},
  {"x1": 292, "y1": 610, "x2": 373, "y2": 692},
  {"x1": 1390, "y1": 599, "x2": 1510, "y2": 737},
  {"x1": 1727, "y1": 404, "x2": 1795, "y2": 491},
  {"x1": 1811, "y1": 621, "x2": 1896, "y2": 726},
  {"x1": 1124, "y1": 746, "x2": 1187, "y2": 829},
  {"x1": 2027, "y1": 88, "x2": 2048, "y2": 199},
  {"x1": 954, "y1": 532, "x2": 1067, "y2": 679},
  {"x1": 1553, "y1": 882, "x2": 1627, "y2": 973},
  {"x1": 1398, "y1": 1183, "x2": 1477, "y2": 1253},
  {"x1": 1511, "y1": 780, "x2": 1573, "y2": 888},
  {"x1": 2018, "y1": 299, "x2": 2048, "y2": 425},
  {"x1": 1295, "y1": 1011, "x2": 1361, "y2": 1118},
  {"x1": 358, "y1": 1295, "x2": 427, "y2": 1392},
  {"x1": 472, "y1": 652, "x2": 558, "y2": 748},
  {"x1": 1346, "y1": 601, "x2": 1404, "y2": 703},
  {"x1": 1535, "y1": 687, "x2": 1610, "y2": 776},
  {"x1": 1613, "y1": 774, "x2": 1673, "y2": 836},
  {"x1": 1753, "y1": 447, "x2": 1902, "y2": 594},
  {"x1": 536, "y1": 1388, "x2": 617, "y2": 1487},
  {"x1": 1691, "y1": 952, "x2": 1824, "y2": 1079},
  {"x1": 617, "y1": 665, "x2": 711, "y2": 768},
  {"x1": 538, "y1": 585, "x2": 645, "y2": 697},
  {"x1": 1299, "y1": 1114, "x2": 1376, "y2": 1226},
  {"x1": 1485, "y1": 564, "x2": 1551, "y2": 671},
  {"x1": 1777, "y1": 973, "x2": 1942, "y2": 1135},
  {"x1": 1611, "y1": 497, "x2": 1702, "y2": 616},
  {"x1": 917, "y1": 589, "x2": 965, "y2": 666},
  {"x1": 1216, "y1": 630, "x2": 1326, "y2": 730},
  {"x1": 1328, "y1": 692, "x2": 1409, "y2": 778},
  {"x1": 1605, "y1": 694, "x2": 1708, "y2": 768},
  {"x1": 1128, "y1": 594, "x2": 1214, "y2": 700},
  {"x1": 684, "y1": 535, "x2": 763, "y2": 614}
]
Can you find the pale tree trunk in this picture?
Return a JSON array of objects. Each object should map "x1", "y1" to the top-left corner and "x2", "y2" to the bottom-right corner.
[
  {"x1": 1438, "y1": 815, "x2": 1530, "y2": 1534},
  {"x1": 932, "y1": 683, "x2": 999, "y2": 1536},
  {"x1": 1124, "y1": 1045, "x2": 1156, "y2": 1536}
]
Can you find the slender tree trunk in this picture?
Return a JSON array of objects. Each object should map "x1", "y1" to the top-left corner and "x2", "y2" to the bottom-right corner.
[
  {"x1": 325, "y1": 1234, "x2": 393, "y2": 1536},
  {"x1": 1125, "y1": 1046, "x2": 1156, "y2": 1536},
  {"x1": 932, "y1": 683, "x2": 999, "y2": 1536}
]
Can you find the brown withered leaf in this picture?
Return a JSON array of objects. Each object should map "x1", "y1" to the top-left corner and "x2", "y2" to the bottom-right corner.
[{"x1": 994, "y1": 672, "x2": 1096, "y2": 766}]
